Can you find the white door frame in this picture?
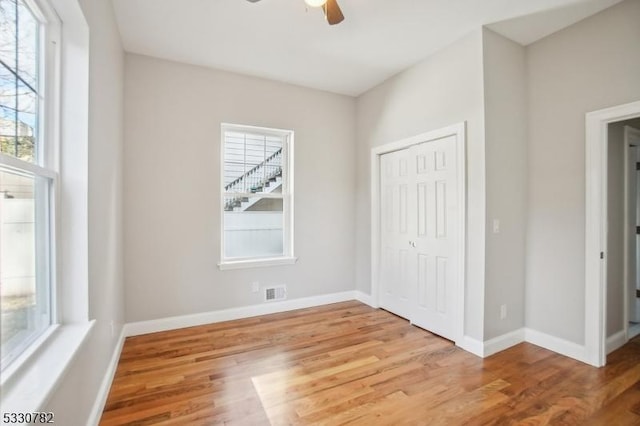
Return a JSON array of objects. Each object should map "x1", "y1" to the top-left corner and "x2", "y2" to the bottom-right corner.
[
  {"x1": 585, "y1": 100, "x2": 640, "y2": 367},
  {"x1": 371, "y1": 122, "x2": 466, "y2": 345}
]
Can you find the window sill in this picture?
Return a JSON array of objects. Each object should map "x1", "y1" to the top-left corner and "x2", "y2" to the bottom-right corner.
[
  {"x1": 0, "y1": 320, "x2": 95, "y2": 412},
  {"x1": 218, "y1": 256, "x2": 298, "y2": 270}
]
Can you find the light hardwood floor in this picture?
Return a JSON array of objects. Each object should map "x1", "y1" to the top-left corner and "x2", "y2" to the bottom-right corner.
[{"x1": 100, "y1": 301, "x2": 640, "y2": 425}]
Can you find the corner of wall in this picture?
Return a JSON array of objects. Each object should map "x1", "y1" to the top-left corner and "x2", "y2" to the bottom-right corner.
[{"x1": 480, "y1": 27, "x2": 528, "y2": 341}]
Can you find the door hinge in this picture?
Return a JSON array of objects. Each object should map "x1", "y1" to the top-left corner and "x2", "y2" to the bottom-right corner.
[{"x1": 600, "y1": 252, "x2": 604, "y2": 259}]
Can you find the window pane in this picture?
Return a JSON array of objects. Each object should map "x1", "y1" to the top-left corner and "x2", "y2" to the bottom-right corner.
[
  {"x1": 224, "y1": 131, "x2": 283, "y2": 194},
  {"x1": 16, "y1": 0, "x2": 39, "y2": 89},
  {"x1": 0, "y1": 60, "x2": 20, "y2": 157},
  {"x1": 0, "y1": 0, "x2": 39, "y2": 163},
  {"x1": 0, "y1": 0, "x2": 18, "y2": 70},
  {"x1": 0, "y1": 168, "x2": 51, "y2": 367},
  {"x1": 224, "y1": 196, "x2": 284, "y2": 259},
  {"x1": 16, "y1": 81, "x2": 37, "y2": 158}
]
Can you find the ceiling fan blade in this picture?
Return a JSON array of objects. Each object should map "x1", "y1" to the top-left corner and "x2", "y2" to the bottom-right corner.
[{"x1": 323, "y1": 0, "x2": 344, "y2": 25}]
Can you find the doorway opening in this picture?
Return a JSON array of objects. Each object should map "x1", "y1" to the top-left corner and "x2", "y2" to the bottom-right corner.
[
  {"x1": 605, "y1": 120, "x2": 640, "y2": 358},
  {"x1": 585, "y1": 101, "x2": 640, "y2": 367},
  {"x1": 621, "y1": 124, "x2": 640, "y2": 341}
]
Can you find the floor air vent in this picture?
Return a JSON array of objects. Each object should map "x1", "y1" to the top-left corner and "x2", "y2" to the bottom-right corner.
[{"x1": 265, "y1": 285, "x2": 287, "y2": 302}]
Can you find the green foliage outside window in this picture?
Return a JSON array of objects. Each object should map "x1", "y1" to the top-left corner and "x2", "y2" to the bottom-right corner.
[{"x1": 0, "y1": 135, "x2": 34, "y2": 162}]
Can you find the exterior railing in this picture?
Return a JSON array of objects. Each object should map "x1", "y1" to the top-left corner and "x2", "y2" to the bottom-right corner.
[{"x1": 224, "y1": 148, "x2": 282, "y2": 211}]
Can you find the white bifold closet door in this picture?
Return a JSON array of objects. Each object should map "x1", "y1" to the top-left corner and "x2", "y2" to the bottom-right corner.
[{"x1": 379, "y1": 135, "x2": 460, "y2": 341}]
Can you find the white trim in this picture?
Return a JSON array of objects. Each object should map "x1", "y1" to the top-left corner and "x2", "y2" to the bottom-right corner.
[
  {"x1": 456, "y1": 328, "x2": 596, "y2": 361},
  {"x1": 87, "y1": 329, "x2": 126, "y2": 426},
  {"x1": 606, "y1": 330, "x2": 627, "y2": 354},
  {"x1": 456, "y1": 336, "x2": 484, "y2": 358},
  {"x1": 370, "y1": 122, "x2": 466, "y2": 345},
  {"x1": 455, "y1": 329, "x2": 525, "y2": 359},
  {"x1": 354, "y1": 291, "x2": 374, "y2": 307},
  {"x1": 493, "y1": 327, "x2": 632, "y2": 362},
  {"x1": 52, "y1": 0, "x2": 90, "y2": 325},
  {"x1": 0, "y1": 325, "x2": 59, "y2": 386},
  {"x1": 123, "y1": 291, "x2": 359, "y2": 337},
  {"x1": 0, "y1": 321, "x2": 94, "y2": 412},
  {"x1": 524, "y1": 328, "x2": 589, "y2": 364},
  {"x1": 286, "y1": 134, "x2": 295, "y2": 259},
  {"x1": 483, "y1": 329, "x2": 525, "y2": 357},
  {"x1": 623, "y1": 130, "x2": 631, "y2": 350},
  {"x1": 629, "y1": 322, "x2": 640, "y2": 339},
  {"x1": 219, "y1": 123, "x2": 295, "y2": 268},
  {"x1": 0, "y1": 154, "x2": 58, "y2": 180},
  {"x1": 218, "y1": 256, "x2": 297, "y2": 270},
  {"x1": 585, "y1": 100, "x2": 640, "y2": 367},
  {"x1": 220, "y1": 122, "x2": 294, "y2": 138}
]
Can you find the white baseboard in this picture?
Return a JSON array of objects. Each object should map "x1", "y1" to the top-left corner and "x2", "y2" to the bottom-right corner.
[
  {"x1": 456, "y1": 335, "x2": 484, "y2": 357},
  {"x1": 483, "y1": 328, "x2": 525, "y2": 357},
  {"x1": 123, "y1": 291, "x2": 360, "y2": 337},
  {"x1": 456, "y1": 328, "x2": 588, "y2": 363},
  {"x1": 629, "y1": 323, "x2": 640, "y2": 339},
  {"x1": 606, "y1": 330, "x2": 627, "y2": 354},
  {"x1": 87, "y1": 328, "x2": 126, "y2": 426},
  {"x1": 354, "y1": 290, "x2": 374, "y2": 307},
  {"x1": 524, "y1": 328, "x2": 589, "y2": 364},
  {"x1": 455, "y1": 329, "x2": 525, "y2": 358},
  {"x1": 461, "y1": 328, "x2": 597, "y2": 366}
]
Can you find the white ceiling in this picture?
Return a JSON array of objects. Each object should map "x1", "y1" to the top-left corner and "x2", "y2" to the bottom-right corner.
[{"x1": 111, "y1": 0, "x2": 624, "y2": 96}]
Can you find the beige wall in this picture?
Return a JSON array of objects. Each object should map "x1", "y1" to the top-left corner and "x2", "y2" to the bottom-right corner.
[
  {"x1": 42, "y1": 0, "x2": 125, "y2": 424},
  {"x1": 355, "y1": 30, "x2": 487, "y2": 341},
  {"x1": 123, "y1": 54, "x2": 356, "y2": 322},
  {"x1": 482, "y1": 28, "x2": 528, "y2": 340},
  {"x1": 526, "y1": 0, "x2": 640, "y2": 344}
]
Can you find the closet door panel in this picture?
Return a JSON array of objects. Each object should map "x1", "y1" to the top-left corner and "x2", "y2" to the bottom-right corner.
[
  {"x1": 379, "y1": 149, "x2": 412, "y2": 319},
  {"x1": 410, "y1": 135, "x2": 459, "y2": 340}
]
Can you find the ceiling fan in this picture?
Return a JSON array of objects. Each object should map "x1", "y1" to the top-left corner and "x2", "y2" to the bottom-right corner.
[{"x1": 246, "y1": 0, "x2": 345, "y2": 26}]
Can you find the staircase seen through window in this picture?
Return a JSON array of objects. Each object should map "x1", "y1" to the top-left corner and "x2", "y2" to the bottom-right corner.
[{"x1": 220, "y1": 124, "x2": 294, "y2": 265}]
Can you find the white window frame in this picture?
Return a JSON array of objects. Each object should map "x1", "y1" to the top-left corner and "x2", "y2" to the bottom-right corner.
[
  {"x1": 1, "y1": 0, "x2": 94, "y2": 413},
  {"x1": 0, "y1": 0, "x2": 60, "y2": 371},
  {"x1": 218, "y1": 123, "x2": 296, "y2": 270}
]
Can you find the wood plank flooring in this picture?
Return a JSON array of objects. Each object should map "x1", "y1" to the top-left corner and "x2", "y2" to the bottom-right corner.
[{"x1": 100, "y1": 301, "x2": 640, "y2": 425}]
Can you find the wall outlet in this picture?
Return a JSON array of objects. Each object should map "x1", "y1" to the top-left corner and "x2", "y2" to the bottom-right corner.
[
  {"x1": 500, "y1": 304, "x2": 507, "y2": 320},
  {"x1": 110, "y1": 320, "x2": 115, "y2": 338},
  {"x1": 493, "y1": 219, "x2": 500, "y2": 234},
  {"x1": 251, "y1": 281, "x2": 260, "y2": 293}
]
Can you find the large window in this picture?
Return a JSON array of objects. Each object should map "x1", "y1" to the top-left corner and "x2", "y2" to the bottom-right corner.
[
  {"x1": 220, "y1": 124, "x2": 295, "y2": 268},
  {"x1": 0, "y1": 0, "x2": 58, "y2": 370}
]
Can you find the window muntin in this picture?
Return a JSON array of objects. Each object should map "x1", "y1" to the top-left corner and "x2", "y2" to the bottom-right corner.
[
  {"x1": 0, "y1": 0, "x2": 56, "y2": 371},
  {"x1": 221, "y1": 124, "x2": 293, "y2": 264}
]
